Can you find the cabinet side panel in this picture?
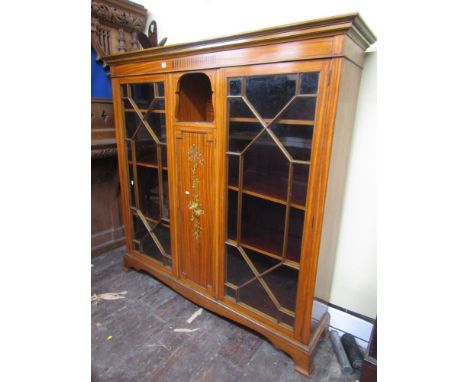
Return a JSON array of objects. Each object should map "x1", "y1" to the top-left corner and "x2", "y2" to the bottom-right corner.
[{"x1": 314, "y1": 60, "x2": 363, "y2": 306}]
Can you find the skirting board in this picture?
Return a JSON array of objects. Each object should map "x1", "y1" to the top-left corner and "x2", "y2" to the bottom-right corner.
[{"x1": 313, "y1": 300, "x2": 374, "y2": 348}]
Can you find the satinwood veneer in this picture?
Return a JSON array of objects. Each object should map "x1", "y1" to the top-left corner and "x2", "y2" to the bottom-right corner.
[{"x1": 105, "y1": 13, "x2": 376, "y2": 376}]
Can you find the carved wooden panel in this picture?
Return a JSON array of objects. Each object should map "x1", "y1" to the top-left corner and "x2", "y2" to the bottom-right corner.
[{"x1": 174, "y1": 128, "x2": 216, "y2": 292}]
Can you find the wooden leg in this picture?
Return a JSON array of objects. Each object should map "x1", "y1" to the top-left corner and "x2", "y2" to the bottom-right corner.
[
  {"x1": 294, "y1": 312, "x2": 330, "y2": 376},
  {"x1": 294, "y1": 352, "x2": 313, "y2": 376}
]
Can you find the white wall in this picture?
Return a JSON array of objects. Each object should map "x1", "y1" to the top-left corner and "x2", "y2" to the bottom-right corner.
[
  {"x1": 329, "y1": 52, "x2": 376, "y2": 318},
  {"x1": 145, "y1": 0, "x2": 377, "y2": 318}
]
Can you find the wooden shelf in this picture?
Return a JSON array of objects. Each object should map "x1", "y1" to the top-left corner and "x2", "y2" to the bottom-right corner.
[
  {"x1": 228, "y1": 185, "x2": 305, "y2": 211},
  {"x1": 128, "y1": 160, "x2": 168, "y2": 170},
  {"x1": 225, "y1": 238, "x2": 300, "y2": 270},
  {"x1": 130, "y1": 207, "x2": 170, "y2": 228},
  {"x1": 229, "y1": 117, "x2": 314, "y2": 126},
  {"x1": 124, "y1": 108, "x2": 166, "y2": 113}
]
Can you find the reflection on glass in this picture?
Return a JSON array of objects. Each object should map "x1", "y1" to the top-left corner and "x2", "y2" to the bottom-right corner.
[
  {"x1": 157, "y1": 82, "x2": 165, "y2": 97},
  {"x1": 229, "y1": 122, "x2": 263, "y2": 153},
  {"x1": 128, "y1": 165, "x2": 135, "y2": 207},
  {"x1": 229, "y1": 78, "x2": 242, "y2": 96},
  {"x1": 270, "y1": 123, "x2": 313, "y2": 161},
  {"x1": 300, "y1": 72, "x2": 319, "y2": 94},
  {"x1": 246, "y1": 75, "x2": 296, "y2": 118},
  {"x1": 130, "y1": 83, "x2": 154, "y2": 108},
  {"x1": 280, "y1": 97, "x2": 316, "y2": 121},
  {"x1": 229, "y1": 97, "x2": 256, "y2": 119}
]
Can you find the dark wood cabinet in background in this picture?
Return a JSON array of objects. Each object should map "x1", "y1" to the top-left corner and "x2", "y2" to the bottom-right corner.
[
  {"x1": 91, "y1": 98, "x2": 125, "y2": 256},
  {"x1": 104, "y1": 13, "x2": 376, "y2": 375}
]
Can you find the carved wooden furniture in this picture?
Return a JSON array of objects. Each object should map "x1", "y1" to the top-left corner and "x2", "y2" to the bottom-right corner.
[
  {"x1": 91, "y1": 98, "x2": 126, "y2": 256},
  {"x1": 91, "y1": 0, "x2": 148, "y2": 256},
  {"x1": 105, "y1": 13, "x2": 376, "y2": 375},
  {"x1": 91, "y1": 0, "x2": 147, "y2": 60}
]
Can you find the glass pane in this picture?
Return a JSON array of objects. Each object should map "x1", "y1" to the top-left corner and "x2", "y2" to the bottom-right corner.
[
  {"x1": 153, "y1": 224, "x2": 171, "y2": 255},
  {"x1": 125, "y1": 111, "x2": 141, "y2": 138},
  {"x1": 147, "y1": 112, "x2": 166, "y2": 142},
  {"x1": 246, "y1": 74, "x2": 296, "y2": 119},
  {"x1": 128, "y1": 165, "x2": 135, "y2": 207},
  {"x1": 126, "y1": 139, "x2": 132, "y2": 161},
  {"x1": 154, "y1": 99, "x2": 165, "y2": 111},
  {"x1": 292, "y1": 164, "x2": 309, "y2": 207},
  {"x1": 162, "y1": 171, "x2": 170, "y2": 219},
  {"x1": 270, "y1": 123, "x2": 313, "y2": 161},
  {"x1": 135, "y1": 127, "x2": 157, "y2": 164},
  {"x1": 121, "y1": 84, "x2": 128, "y2": 97},
  {"x1": 136, "y1": 166, "x2": 160, "y2": 220},
  {"x1": 228, "y1": 97, "x2": 256, "y2": 119},
  {"x1": 243, "y1": 132, "x2": 289, "y2": 202},
  {"x1": 130, "y1": 83, "x2": 154, "y2": 108},
  {"x1": 161, "y1": 145, "x2": 168, "y2": 168},
  {"x1": 300, "y1": 72, "x2": 319, "y2": 94},
  {"x1": 226, "y1": 245, "x2": 254, "y2": 286},
  {"x1": 244, "y1": 247, "x2": 280, "y2": 274},
  {"x1": 228, "y1": 155, "x2": 239, "y2": 187},
  {"x1": 263, "y1": 265, "x2": 299, "y2": 312},
  {"x1": 281, "y1": 312, "x2": 295, "y2": 327},
  {"x1": 156, "y1": 82, "x2": 165, "y2": 97},
  {"x1": 239, "y1": 279, "x2": 278, "y2": 319},
  {"x1": 225, "y1": 285, "x2": 236, "y2": 299},
  {"x1": 229, "y1": 78, "x2": 242, "y2": 96},
  {"x1": 122, "y1": 98, "x2": 133, "y2": 109},
  {"x1": 241, "y1": 195, "x2": 285, "y2": 256},
  {"x1": 286, "y1": 208, "x2": 304, "y2": 262},
  {"x1": 229, "y1": 121, "x2": 263, "y2": 153},
  {"x1": 132, "y1": 213, "x2": 165, "y2": 263},
  {"x1": 227, "y1": 189, "x2": 238, "y2": 241},
  {"x1": 281, "y1": 97, "x2": 317, "y2": 121}
]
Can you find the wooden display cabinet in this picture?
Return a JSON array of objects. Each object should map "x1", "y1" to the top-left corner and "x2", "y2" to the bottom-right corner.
[{"x1": 105, "y1": 13, "x2": 376, "y2": 375}]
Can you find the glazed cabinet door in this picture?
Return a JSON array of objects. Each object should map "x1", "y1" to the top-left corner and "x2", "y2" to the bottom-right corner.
[
  {"x1": 221, "y1": 61, "x2": 329, "y2": 335},
  {"x1": 114, "y1": 78, "x2": 174, "y2": 270}
]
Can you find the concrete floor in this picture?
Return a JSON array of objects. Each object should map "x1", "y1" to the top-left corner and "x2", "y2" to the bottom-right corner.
[{"x1": 92, "y1": 248, "x2": 361, "y2": 381}]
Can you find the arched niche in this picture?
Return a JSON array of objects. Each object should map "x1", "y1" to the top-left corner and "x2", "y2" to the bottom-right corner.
[{"x1": 176, "y1": 73, "x2": 214, "y2": 122}]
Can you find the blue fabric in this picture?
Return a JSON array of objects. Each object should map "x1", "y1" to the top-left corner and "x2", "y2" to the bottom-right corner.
[{"x1": 91, "y1": 48, "x2": 112, "y2": 99}]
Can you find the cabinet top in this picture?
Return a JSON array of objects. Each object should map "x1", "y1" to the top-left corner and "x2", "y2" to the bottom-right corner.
[{"x1": 103, "y1": 13, "x2": 376, "y2": 65}]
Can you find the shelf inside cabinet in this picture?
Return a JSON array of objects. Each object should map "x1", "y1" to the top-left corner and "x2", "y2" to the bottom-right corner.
[
  {"x1": 128, "y1": 160, "x2": 168, "y2": 171},
  {"x1": 227, "y1": 185, "x2": 305, "y2": 211},
  {"x1": 229, "y1": 117, "x2": 314, "y2": 126}
]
